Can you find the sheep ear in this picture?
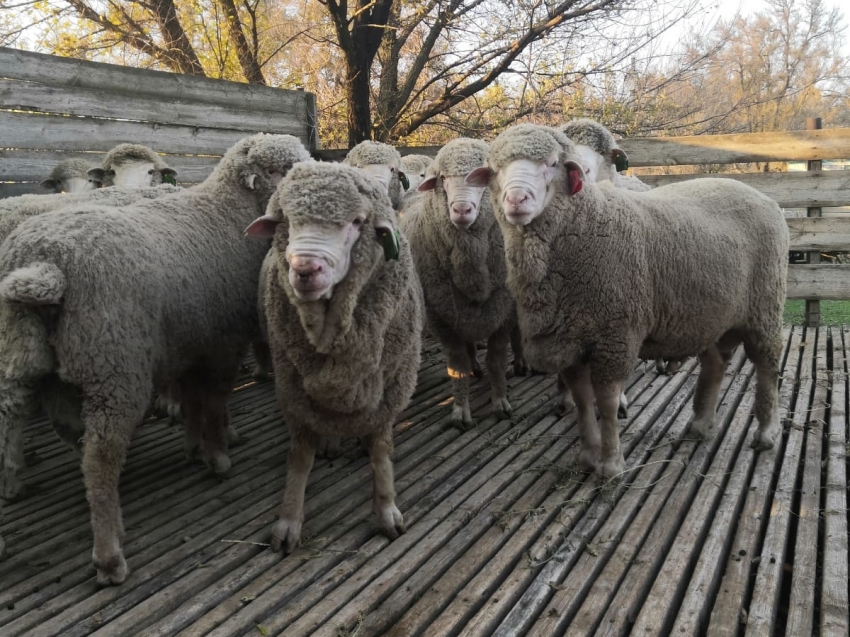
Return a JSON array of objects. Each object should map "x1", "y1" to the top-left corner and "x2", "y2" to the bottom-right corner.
[
  {"x1": 418, "y1": 176, "x2": 437, "y2": 192},
  {"x1": 87, "y1": 168, "x2": 106, "y2": 182},
  {"x1": 564, "y1": 161, "x2": 584, "y2": 196},
  {"x1": 160, "y1": 168, "x2": 178, "y2": 185},
  {"x1": 245, "y1": 214, "x2": 279, "y2": 238},
  {"x1": 399, "y1": 171, "x2": 410, "y2": 191},
  {"x1": 39, "y1": 179, "x2": 58, "y2": 191},
  {"x1": 374, "y1": 219, "x2": 400, "y2": 261},
  {"x1": 612, "y1": 149, "x2": 629, "y2": 172},
  {"x1": 465, "y1": 167, "x2": 491, "y2": 187}
]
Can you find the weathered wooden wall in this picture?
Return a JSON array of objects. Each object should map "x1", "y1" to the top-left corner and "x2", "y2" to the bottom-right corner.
[{"x1": 0, "y1": 47, "x2": 318, "y2": 197}]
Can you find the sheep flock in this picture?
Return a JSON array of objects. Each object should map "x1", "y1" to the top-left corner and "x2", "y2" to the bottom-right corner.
[{"x1": 0, "y1": 120, "x2": 789, "y2": 586}]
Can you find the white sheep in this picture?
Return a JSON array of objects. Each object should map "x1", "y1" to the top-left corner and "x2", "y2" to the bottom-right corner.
[
  {"x1": 344, "y1": 141, "x2": 406, "y2": 210},
  {"x1": 400, "y1": 154, "x2": 434, "y2": 193},
  {"x1": 245, "y1": 161, "x2": 423, "y2": 552},
  {"x1": 87, "y1": 143, "x2": 178, "y2": 188},
  {"x1": 39, "y1": 158, "x2": 100, "y2": 193},
  {"x1": 467, "y1": 123, "x2": 789, "y2": 478},
  {"x1": 0, "y1": 134, "x2": 312, "y2": 582},
  {"x1": 400, "y1": 138, "x2": 519, "y2": 427}
]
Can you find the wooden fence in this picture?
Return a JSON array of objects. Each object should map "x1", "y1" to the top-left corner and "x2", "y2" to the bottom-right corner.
[{"x1": 0, "y1": 47, "x2": 318, "y2": 198}]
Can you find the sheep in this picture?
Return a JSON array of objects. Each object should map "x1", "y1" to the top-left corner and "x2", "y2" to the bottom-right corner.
[
  {"x1": 466, "y1": 123, "x2": 788, "y2": 479},
  {"x1": 39, "y1": 158, "x2": 100, "y2": 194},
  {"x1": 400, "y1": 154, "x2": 434, "y2": 193},
  {"x1": 0, "y1": 184, "x2": 181, "y2": 247},
  {"x1": 0, "y1": 133, "x2": 311, "y2": 581},
  {"x1": 399, "y1": 138, "x2": 520, "y2": 428},
  {"x1": 560, "y1": 118, "x2": 651, "y2": 192},
  {"x1": 244, "y1": 160, "x2": 423, "y2": 553},
  {"x1": 87, "y1": 143, "x2": 178, "y2": 188},
  {"x1": 344, "y1": 141, "x2": 406, "y2": 210}
]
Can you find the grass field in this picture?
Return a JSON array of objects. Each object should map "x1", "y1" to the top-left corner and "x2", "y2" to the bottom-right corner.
[{"x1": 784, "y1": 300, "x2": 850, "y2": 325}]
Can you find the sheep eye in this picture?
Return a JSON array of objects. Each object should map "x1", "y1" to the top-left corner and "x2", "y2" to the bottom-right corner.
[
  {"x1": 352, "y1": 217, "x2": 364, "y2": 227},
  {"x1": 148, "y1": 169, "x2": 155, "y2": 174}
]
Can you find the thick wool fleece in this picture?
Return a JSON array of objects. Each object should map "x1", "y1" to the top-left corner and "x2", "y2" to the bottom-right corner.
[
  {"x1": 263, "y1": 161, "x2": 423, "y2": 438},
  {"x1": 101, "y1": 143, "x2": 171, "y2": 171},
  {"x1": 41, "y1": 158, "x2": 96, "y2": 192},
  {"x1": 344, "y1": 141, "x2": 404, "y2": 210},
  {"x1": 0, "y1": 184, "x2": 181, "y2": 247},
  {"x1": 560, "y1": 118, "x2": 618, "y2": 157},
  {"x1": 400, "y1": 154, "x2": 433, "y2": 176},
  {"x1": 400, "y1": 138, "x2": 515, "y2": 345},
  {"x1": 0, "y1": 134, "x2": 311, "y2": 573},
  {"x1": 487, "y1": 125, "x2": 789, "y2": 384}
]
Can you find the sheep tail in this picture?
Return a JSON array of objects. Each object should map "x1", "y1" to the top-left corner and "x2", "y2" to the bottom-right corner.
[{"x1": 0, "y1": 262, "x2": 66, "y2": 306}]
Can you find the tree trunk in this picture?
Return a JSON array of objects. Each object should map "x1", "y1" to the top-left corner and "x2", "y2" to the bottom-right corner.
[
  {"x1": 216, "y1": 0, "x2": 266, "y2": 84},
  {"x1": 346, "y1": 54, "x2": 374, "y2": 146},
  {"x1": 150, "y1": 0, "x2": 207, "y2": 76}
]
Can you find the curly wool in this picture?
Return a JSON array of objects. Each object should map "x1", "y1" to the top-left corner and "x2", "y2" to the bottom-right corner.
[
  {"x1": 487, "y1": 123, "x2": 572, "y2": 169},
  {"x1": 263, "y1": 161, "x2": 423, "y2": 436},
  {"x1": 344, "y1": 141, "x2": 404, "y2": 209},
  {"x1": 101, "y1": 143, "x2": 171, "y2": 171},
  {"x1": 400, "y1": 154, "x2": 433, "y2": 176},
  {"x1": 0, "y1": 184, "x2": 181, "y2": 247},
  {"x1": 401, "y1": 138, "x2": 514, "y2": 343},
  {"x1": 560, "y1": 118, "x2": 619, "y2": 157},
  {"x1": 489, "y1": 126, "x2": 789, "y2": 382}
]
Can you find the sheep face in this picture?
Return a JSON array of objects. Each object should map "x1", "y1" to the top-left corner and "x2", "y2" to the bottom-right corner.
[
  {"x1": 573, "y1": 144, "x2": 608, "y2": 184},
  {"x1": 480, "y1": 152, "x2": 561, "y2": 225},
  {"x1": 359, "y1": 163, "x2": 400, "y2": 196},
  {"x1": 419, "y1": 173, "x2": 486, "y2": 229},
  {"x1": 57, "y1": 177, "x2": 97, "y2": 194},
  {"x1": 285, "y1": 215, "x2": 365, "y2": 301},
  {"x1": 87, "y1": 163, "x2": 178, "y2": 188}
]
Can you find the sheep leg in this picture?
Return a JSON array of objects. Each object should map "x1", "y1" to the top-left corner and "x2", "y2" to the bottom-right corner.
[
  {"x1": 0, "y1": 377, "x2": 34, "y2": 500},
  {"x1": 510, "y1": 325, "x2": 530, "y2": 376},
  {"x1": 271, "y1": 426, "x2": 318, "y2": 554},
  {"x1": 199, "y1": 391, "x2": 232, "y2": 475},
  {"x1": 367, "y1": 427, "x2": 405, "y2": 540},
  {"x1": 666, "y1": 359, "x2": 682, "y2": 374},
  {"x1": 594, "y1": 380, "x2": 626, "y2": 479},
  {"x1": 486, "y1": 326, "x2": 512, "y2": 418},
  {"x1": 445, "y1": 342, "x2": 473, "y2": 429},
  {"x1": 556, "y1": 370, "x2": 576, "y2": 416},
  {"x1": 690, "y1": 346, "x2": 728, "y2": 439},
  {"x1": 563, "y1": 366, "x2": 601, "y2": 472},
  {"x1": 251, "y1": 340, "x2": 273, "y2": 382},
  {"x1": 749, "y1": 339, "x2": 782, "y2": 451},
  {"x1": 466, "y1": 342, "x2": 483, "y2": 379},
  {"x1": 179, "y1": 381, "x2": 204, "y2": 463},
  {"x1": 81, "y1": 410, "x2": 134, "y2": 586}
]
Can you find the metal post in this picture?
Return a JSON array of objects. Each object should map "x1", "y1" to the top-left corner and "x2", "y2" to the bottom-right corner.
[{"x1": 804, "y1": 117, "x2": 822, "y2": 327}]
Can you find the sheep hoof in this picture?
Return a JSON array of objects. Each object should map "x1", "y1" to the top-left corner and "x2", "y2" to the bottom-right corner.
[
  {"x1": 597, "y1": 455, "x2": 625, "y2": 480},
  {"x1": 492, "y1": 397, "x2": 512, "y2": 419},
  {"x1": 225, "y1": 425, "x2": 242, "y2": 447},
  {"x1": 578, "y1": 447, "x2": 600, "y2": 472},
  {"x1": 689, "y1": 417, "x2": 714, "y2": 439},
  {"x1": 93, "y1": 551, "x2": 129, "y2": 587},
  {"x1": 513, "y1": 361, "x2": 530, "y2": 376},
  {"x1": 750, "y1": 429, "x2": 776, "y2": 451},
  {"x1": 556, "y1": 398, "x2": 576, "y2": 418},
  {"x1": 207, "y1": 451, "x2": 232, "y2": 475},
  {"x1": 617, "y1": 405, "x2": 629, "y2": 419},
  {"x1": 271, "y1": 518, "x2": 302, "y2": 554},
  {"x1": 375, "y1": 504, "x2": 406, "y2": 540}
]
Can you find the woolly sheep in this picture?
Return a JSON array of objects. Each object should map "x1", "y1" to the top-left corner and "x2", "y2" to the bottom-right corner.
[
  {"x1": 0, "y1": 133, "x2": 311, "y2": 582},
  {"x1": 88, "y1": 143, "x2": 178, "y2": 188},
  {"x1": 467, "y1": 123, "x2": 788, "y2": 478},
  {"x1": 400, "y1": 154, "x2": 434, "y2": 193},
  {"x1": 39, "y1": 158, "x2": 99, "y2": 193},
  {"x1": 244, "y1": 161, "x2": 423, "y2": 552},
  {"x1": 400, "y1": 138, "x2": 520, "y2": 427},
  {"x1": 344, "y1": 141, "x2": 406, "y2": 210}
]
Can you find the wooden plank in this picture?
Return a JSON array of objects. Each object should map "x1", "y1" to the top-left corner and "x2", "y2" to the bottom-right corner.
[
  {"x1": 786, "y1": 217, "x2": 850, "y2": 251},
  {"x1": 0, "y1": 79, "x2": 308, "y2": 134},
  {"x1": 638, "y1": 170, "x2": 850, "y2": 209},
  {"x1": 786, "y1": 327, "x2": 829, "y2": 635},
  {"x1": 0, "y1": 111, "x2": 308, "y2": 155},
  {"x1": 620, "y1": 128, "x2": 850, "y2": 167},
  {"x1": 821, "y1": 326, "x2": 849, "y2": 637},
  {"x1": 0, "y1": 150, "x2": 219, "y2": 184},
  {"x1": 745, "y1": 326, "x2": 815, "y2": 636},
  {"x1": 705, "y1": 328, "x2": 801, "y2": 637},
  {"x1": 0, "y1": 182, "x2": 48, "y2": 198},
  {"x1": 786, "y1": 265, "x2": 850, "y2": 300},
  {"x1": 0, "y1": 47, "x2": 312, "y2": 117}
]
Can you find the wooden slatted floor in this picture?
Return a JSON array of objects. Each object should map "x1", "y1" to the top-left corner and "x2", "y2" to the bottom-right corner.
[{"x1": 0, "y1": 326, "x2": 847, "y2": 637}]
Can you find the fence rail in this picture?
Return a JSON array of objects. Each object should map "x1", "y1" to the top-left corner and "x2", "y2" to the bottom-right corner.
[{"x1": 0, "y1": 46, "x2": 317, "y2": 198}]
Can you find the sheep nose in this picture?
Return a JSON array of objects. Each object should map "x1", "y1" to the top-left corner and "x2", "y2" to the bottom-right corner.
[
  {"x1": 290, "y1": 256, "x2": 323, "y2": 278},
  {"x1": 451, "y1": 202, "x2": 473, "y2": 216},
  {"x1": 505, "y1": 189, "x2": 530, "y2": 206}
]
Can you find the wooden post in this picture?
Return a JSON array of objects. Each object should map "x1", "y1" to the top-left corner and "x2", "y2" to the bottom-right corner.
[
  {"x1": 805, "y1": 117, "x2": 823, "y2": 327},
  {"x1": 305, "y1": 91, "x2": 319, "y2": 153}
]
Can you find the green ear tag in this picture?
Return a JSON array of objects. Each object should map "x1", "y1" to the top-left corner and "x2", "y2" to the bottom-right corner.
[
  {"x1": 399, "y1": 171, "x2": 410, "y2": 190},
  {"x1": 377, "y1": 227, "x2": 400, "y2": 261},
  {"x1": 163, "y1": 173, "x2": 177, "y2": 186},
  {"x1": 612, "y1": 150, "x2": 629, "y2": 172}
]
